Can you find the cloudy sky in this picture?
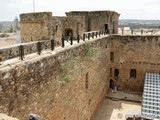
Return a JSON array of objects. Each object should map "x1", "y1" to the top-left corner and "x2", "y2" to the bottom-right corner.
[{"x1": 0, "y1": 0, "x2": 160, "y2": 21}]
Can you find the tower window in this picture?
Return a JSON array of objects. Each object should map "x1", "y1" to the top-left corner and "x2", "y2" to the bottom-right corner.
[
  {"x1": 55, "y1": 25, "x2": 58, "y2": 31},
  {"x1": 110, "y1": 52, "x2": 114, "y2": 62},
  {"x1": 114, "y1": 69, "x2": 119, "y2": 80},
  {"x1": 109, "y1": 79, "x2": 114, "y2": 89},
  {"x1": 110, "y1": 16, "x2": 113, "y2": 23},
  {"x1": 130, "y1": 69, "x2": 137, "y2": 78}
]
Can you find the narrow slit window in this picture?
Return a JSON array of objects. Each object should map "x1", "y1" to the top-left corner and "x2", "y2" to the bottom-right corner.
[
  {"x1": 85, "y1": 72, "x2": 89, "y2": 89},
  {"x1": 114, "y1": 69, "x2": 119, "y2": 80},
  {"x1": 109, "y1": 79, "x2": 114, "y2": 89},
  {"x1": 110, "y1": 52, "x2": 114, "y2": 62},
  {"x1": 55, "y1": 25, "x2": 58, "y2": 31}
]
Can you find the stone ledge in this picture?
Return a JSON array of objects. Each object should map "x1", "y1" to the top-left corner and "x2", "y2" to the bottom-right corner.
[{"x1": 0, "y1": 113, "x2": 19, "y2": 120}]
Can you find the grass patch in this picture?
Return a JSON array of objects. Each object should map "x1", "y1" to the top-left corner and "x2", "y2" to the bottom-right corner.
[
  {"x1": 58, "y1": 56, "x2": 79, "y2": 86},
  {"x1": 84, "y1": 42, "x2": 98, "y2": 59}
]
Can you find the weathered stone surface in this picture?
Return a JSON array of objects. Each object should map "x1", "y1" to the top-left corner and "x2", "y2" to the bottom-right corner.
[
  {"x1": 20, "y1": 11, "x2": 119, "y2": 43},
  {"x1": 0, "y1": 40, "x2": 51, "y2": 62},
  {"x1": 0, "y1": 113, "x2": 19, "y2": 120},
  {"x1": 110, "y1": 35, "x2": 160, "y2": 92},
  {"x1": 0, "y1": 37, "x2": 109, "y2": 120},
  {"x1": 20, "y1": 12, "x2": 52, "y2": 43},
  {"x1": 0, "y1": 85, "x2": 2, "y2": 91},
  {"x1": 1, "y1": 34, "x2": 160, "y2": 120}
]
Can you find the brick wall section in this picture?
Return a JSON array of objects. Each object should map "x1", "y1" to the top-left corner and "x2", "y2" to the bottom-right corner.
[
  {"x1": 110, "y1": 35, "x2": 160, "y2": 92},
  {"x1": 0, "y1": 37, "x2": 110, "y2": 120}
]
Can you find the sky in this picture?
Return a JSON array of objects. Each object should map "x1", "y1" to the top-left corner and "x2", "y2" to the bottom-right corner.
[{"x1": 0, "y1": 0, "x2": 160, "y2": 21}]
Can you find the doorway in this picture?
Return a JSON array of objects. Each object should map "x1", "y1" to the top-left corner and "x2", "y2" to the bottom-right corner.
[
  {"x1": 64, "y1": 28, "x2": 73, "y2": 40},
  {"x1": 104, "y1": 24, "x2": 109, "y2": 34},
  {"x1": 64, "y1": 28, "x2": 73, "y2": 36}
]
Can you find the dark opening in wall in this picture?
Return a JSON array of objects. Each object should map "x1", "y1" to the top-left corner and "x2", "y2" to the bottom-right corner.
[
  {"x1": 113, "y1": 21, "x2": 116, "y2": 34},
  {"x1": 76, "y1": 22, "x2": 80, "y2": 36},
  {"x1": 87, "y1": 18, "x2": 91, "y2": 31},
  {"x1": 55, "y1": 25, "x2": 58, "y2": 32},
  {"x1": 110, "y1": 52, "x2": 114, "y2": 62},
  {"x1": 114, "y1": 69, "x2": 119, "y2": 80},
  {"x1": 110, "y1": 16, "x2": 113, "y2": 24},
  {"x1": 130, "y1": 69, "x2": 137, "y2": 78},
  {"x1": 85, "y1": 72, "x2": 89, "y2": 89},
  {"x1": 31, "y1": 37, "x2": 33, "y2": 41},
  {"x1": 109, "y1": 79, "x2": 114, "y2": 89},
  {"x1": 104, "y1": 24, "x2": 109, "y2": 33},
  {"x1": 64, "y1": 28, "x2": 73, "y2": 37},
  {"x1": 88, "y1": 99, "x2": 91, "y2": 105}
]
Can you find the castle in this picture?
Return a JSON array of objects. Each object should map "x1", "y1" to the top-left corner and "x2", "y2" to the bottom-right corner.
[
  {"x1": 20, "y1": 11, "x2": 119, "y2": 43},
  {"x1": 0, "y1": 10, "x2": 159, "y2": 120}
]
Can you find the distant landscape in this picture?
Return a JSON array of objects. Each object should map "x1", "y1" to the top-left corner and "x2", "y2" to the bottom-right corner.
[
  {"x1": 0, "y1": 20, "x2": 20, "y2": 48},
  {"x1": 119, "y1": 19, "x2": 160, "y2": 29},
  {"x1": 0, "y1": 19, "x2": 160, "y2": 32},
  {"x1": 0, "y1": 21, "x2": 14, "y2": 32}
]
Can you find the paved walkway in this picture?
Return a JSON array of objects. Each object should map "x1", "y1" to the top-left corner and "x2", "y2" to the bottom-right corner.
[
  {"x1": 0, "y1": 113, "x2": 19, "y2": 120},
  {"x1": 106, "y1": 91, "x2": 142, "y2": 102},
  {"x1": 0, "y1": 35, "x2": 108, "y2": 68},
  {"x1": 93, "y1": 91, "x2": 142, "y2": 120}
]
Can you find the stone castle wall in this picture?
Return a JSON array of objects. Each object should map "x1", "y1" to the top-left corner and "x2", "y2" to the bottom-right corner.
[
  {"x1": 20, "y1": 11, "x2": 119, "y2": 43},
  {"x1": 52, "y1": 17, "x2": 67, "y2": 45},
  {"x1": 110, "y1": 35, "x2": 160, "y2": 92},
  {"x1": 52, "y1": 16, "x2": 86, "y2": 45},
  {"x1": 20, "y1": 12, "x2": 52, "y2": 42},
  {"x1": 88, "y1": 11, "x2": 119, "y2": 33},
  {"x1": 1, "y1": 34, "x2": 160, "y2": 119},
  {"x1": 0, "y1": 37, "x2": 110, "y2": 120}
]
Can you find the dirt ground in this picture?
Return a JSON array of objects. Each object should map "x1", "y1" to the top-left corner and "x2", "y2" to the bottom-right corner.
[
  {"x1": 0, "y1": 113, "x2": 19, "y2": 120},
  {"x1": 93, "y1": 91, "x2": 142, "y2": 120},
  {"x1": 0, "y1": 33, "x2": 18, "y2": 48}
]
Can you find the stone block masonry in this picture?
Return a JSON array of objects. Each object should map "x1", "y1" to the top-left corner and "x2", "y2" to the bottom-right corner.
[
  {"x1": 0, "y1": 113, "x2": 19, "y2": 120},
  {"x1": 0, "y1": 36, "x2": 110, "y2": 120},
  {"x1": 110, "y1": 35, "x2": 160, "y2": 92},
  {"x1": 20, "y1": 12, "x2": 52, "y2": 42},
  {"x1": 1, "y1": 34, "x2": 160, "y2": 120},
  {"x1": 20, "y1": 11, "x2": 119, "y2": 43}
]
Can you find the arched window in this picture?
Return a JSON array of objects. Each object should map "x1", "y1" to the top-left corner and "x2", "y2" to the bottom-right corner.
[
  {"x1": 64, "y1": 28, "x2": 73, "y2": 36},
  {"x1": 104, "y1": 24, "x2": 109, "y2": 33}
]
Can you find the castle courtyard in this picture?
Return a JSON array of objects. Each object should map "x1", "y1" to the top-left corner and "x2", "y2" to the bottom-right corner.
[{"x1": 94, "y1": 91, "x2": 142, "y2": 120}]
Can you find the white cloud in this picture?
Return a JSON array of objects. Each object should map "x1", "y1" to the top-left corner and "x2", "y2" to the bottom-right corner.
[{"x1": 0, "y1": 0, "x2": 160, "y2": 21}]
